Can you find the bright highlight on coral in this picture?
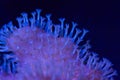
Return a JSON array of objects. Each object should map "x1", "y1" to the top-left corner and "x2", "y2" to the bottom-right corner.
[{"x1": 0, "y1": 9, "x2": 117, "y2": 80}]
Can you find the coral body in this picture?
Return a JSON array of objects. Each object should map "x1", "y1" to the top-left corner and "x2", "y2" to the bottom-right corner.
[{"x1": 0, "y1": 9, "x2": 117, "y2": 80}]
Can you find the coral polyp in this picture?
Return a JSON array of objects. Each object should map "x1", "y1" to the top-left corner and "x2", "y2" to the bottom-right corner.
[{"x1": 0, "y1": 9, "x2": 117, "y2": 80}]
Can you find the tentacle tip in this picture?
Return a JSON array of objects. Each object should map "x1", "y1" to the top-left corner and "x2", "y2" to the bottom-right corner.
[
  {"x1": 59, "y1": 18, "x2": 65, "y2": 22},
  {"x1": 36, "y1": 9, "x2": 42, "y2": 12},
  {"x1": 46, "y1": 14, "x2": 52, "y2": 19},
  {"x1": 21, "y1": 12, "x2": 27, "y2": 17},
  {"x1": 72, "y1": 21, "x2": 78, "y2": 27}
]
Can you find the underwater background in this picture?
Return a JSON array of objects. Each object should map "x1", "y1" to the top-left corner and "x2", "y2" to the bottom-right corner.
[{"x1": 0, "y1": 0, "x2": 120, "y2": 79}]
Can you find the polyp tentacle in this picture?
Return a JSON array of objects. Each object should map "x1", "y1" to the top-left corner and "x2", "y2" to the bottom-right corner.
[
  {"x1": 36, "y1": 9, "x2": 42, "y2": 21},
  {"x1": 69, "y1": 22, "x2": 77, "y2": 38},
  {"x1": 59, "y1": 18, "x2": 65, "y2": 36},
  {"x1": 72, "y1": 28, "x2": 81, "y2": 42},
  {"x1": 45, "y1": 14, "x2": 53, "y2": 33},
  {"x1": 80, "y1": 29, "x2": 89, "y2": 40},
  {"x1": 16, "y1": 17, "x2": 23, "y2": 28},
  {"x1": 64, "y1": 24, "x2": 69, "y2": 38},
  {"x1": 21, "y1": 13, "x2": 29, "y2": 26}
]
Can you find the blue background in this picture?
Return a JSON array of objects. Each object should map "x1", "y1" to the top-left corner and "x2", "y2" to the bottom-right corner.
[{"x1": 0, "y1": 0, "x2": 119, "y2": 79}]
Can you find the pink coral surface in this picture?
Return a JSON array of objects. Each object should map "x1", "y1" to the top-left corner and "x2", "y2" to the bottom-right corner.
[{"x1": 0, "y1": 27, "x2": 101, "y2": 80}]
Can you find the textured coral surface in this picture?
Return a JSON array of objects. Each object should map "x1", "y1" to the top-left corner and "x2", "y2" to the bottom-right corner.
[
  {"x1": 0, "y1": 9, "x2": 117, "y2": 80},
  {"x1": 0, "y1": 27, "x2": 101, "y2": 80}
]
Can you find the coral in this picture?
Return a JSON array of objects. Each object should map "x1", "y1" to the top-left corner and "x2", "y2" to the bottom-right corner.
[{"x1": 0, "y1": 9, "x2": 117, "y2": 80}]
